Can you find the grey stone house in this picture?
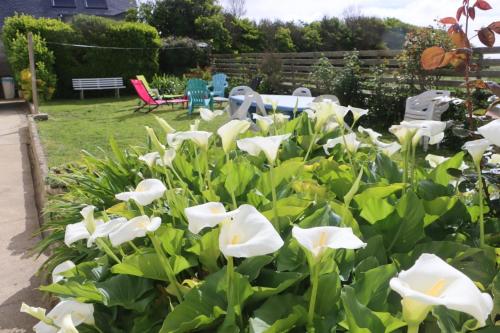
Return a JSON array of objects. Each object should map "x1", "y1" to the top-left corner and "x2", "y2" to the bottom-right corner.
[{"x1": 0, "y1": 0, "x2": 137, "y2": 76}]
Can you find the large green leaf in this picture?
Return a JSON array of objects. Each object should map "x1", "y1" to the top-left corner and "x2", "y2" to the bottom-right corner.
[
  {"x1": 249, "y1": 294, "x2": 307, "y2": 333},
  {"x1": 97, "y1": 275, "x2": 155, "y2": 312},
  {"x1": 429, "y1": 152, "x2": 465, "y2": 186},
  {"x1": 223, "y1": 159, "x2": 258, "y2": 197},
  {"x1": 187, "y1": 228, "x2": 221, "y2": 274},
  {"x1": 251, "y1": 269, "x2": 305, "y2": 301},
  {"x1": 314, "y1": 272, "x2": 341, "y2": 316},
  {"x1": 352, "y1": 264, "x2": 397, "y2": 311},
  {"x1": 359, "y1": 197, "x2": 395, "y2": 224},
  {"x1": 236, "y1": 256, "x2": 273, "y2": 282},
  {"x1": 373, "y1": 153, "x2": 402, "y2": 183},
  {"x1": 157, "y1": 225, "x2": 185, "y2": 256},
  {"x1": 159, "y1": 270, "x2": 227, "y2": 333},
  {"x1": 40, "y1": 280, "x2": 104, "y2": 303}
]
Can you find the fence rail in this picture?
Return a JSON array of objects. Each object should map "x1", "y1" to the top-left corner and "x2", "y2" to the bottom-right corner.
[{"x1": 212, "y1": 47, "x2": 500, "y2": 89}]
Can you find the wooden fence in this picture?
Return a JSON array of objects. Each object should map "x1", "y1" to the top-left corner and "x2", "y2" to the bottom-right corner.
[{"x1": 212, "y1": 47, "x2": 500, "y2": 89}]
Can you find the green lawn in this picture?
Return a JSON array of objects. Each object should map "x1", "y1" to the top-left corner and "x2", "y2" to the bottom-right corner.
[{"x1": 38, "y1": 97, "x2": 227, "y2": 167}]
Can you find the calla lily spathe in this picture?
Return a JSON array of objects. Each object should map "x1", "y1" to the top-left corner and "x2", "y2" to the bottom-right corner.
[
  {"x1": 292, "y1": 226, "x2": 366, "y2": 258},
  {"x1": 185, "y1": 202, "x2": 239, "y2": 234},
  {"x1": 252, "y1": 114, "x2": 289, "y2": 133},
  {"x1": 237, "y1": 134, "x2": 291, "y2": 164},
  {"x1": 389, "y1": 253, "x2": 493, "y2": 327},
  {"x1": 109, "y1": 215, "x2": 161, "y2": 247},
  {"x1": 349, "y1": 105, "x2": 369, "y2": 122},
  {"x1": 488, "y1": 153, "x2": 500, "y2": 165},
  {"x1": 22, "y1": 300, "x2": 94, "y2": 333},
  {"x1": 358, "y1": 126, "x2": 382, "y2": 143},
  {"x1": 139, "y1": 152, "x2": 161, "y2": 168},
  {"x1": 359, "y1": 127, "x2": 401, "y2": 156},
  {"x1": 167, "y1": 131, "x2": 212, "y2": 151},
  {"x1": 217, "y1": 120, "x2": 251, "y2": 154},
  {"x1": 389, "y1": 122, "x2": 420, "y2": 147},
  {"x1": 408, "y1": 120, "x2": 447, "y2": 148},
  {"x1": 305, "y1": 102, "x2": 338, "y2": 131},
  {"x1": 190, "y1": 119, "x2": 200, "y2": 131},
  {"x1": 64, "y1": 206, "x2": 125, "y2": 247},
  {"x1": 115, "y1": 179, "x2": 166, "y2": 206},
  {"x1": 199, "y1": 108, "x2": 225, "y2": 122},
  {"x1": 52, "y1": 260, "x2": 76, "y2": 283},
  {"x1": 463, "y1": 139, "x2": 491, "y2": 166},
  {"x1": 425, "y1": 154, "x2": 449, "y2": 168},
  {"x1": 478, "y1": 119, "x2": 500, "y2": 146},
  {"x1": 219, "y1": 205, "x2": 284, "y2": 258},
  {"x1": 323, "y1": 133, "x2": 361, "y2": 155},
  {"x1": 154, "y1": 116, "x2": 176, "y2": 134}
]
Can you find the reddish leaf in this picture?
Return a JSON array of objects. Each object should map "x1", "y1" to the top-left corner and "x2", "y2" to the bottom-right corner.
[
  {"x1": 488, "y1": 21, "x2": 500, "y2": 34},
  {"x1": 478, "y1": 27, "x2": 495, "y2": 47},
  {"x1": 440, "y1": 17, "x2": 458, "y2": 25},
  {"x1": 468, "y1": 7, "x2": 476, "y2": 19},
  {"x1": 475, "y1": 0, "x2": 492, "y2": 10},
  {"x1": 440, "y1": 52, "x2": 455, "y2": 67},
  {"x1": 421, "y1": 47, "x2": 446, "y2": 70},
  {"x1": 450, "y1": 53, "x2": 467, "y2": 70},
  {"x1": 449, "y1": 30, "x2": 471, "y2": 48},
  {"x1": 456, "y1": 6, "x2": 465, "y2": 21}
]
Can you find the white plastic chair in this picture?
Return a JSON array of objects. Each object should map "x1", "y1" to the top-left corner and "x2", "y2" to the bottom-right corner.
[
  {"x1": 313, "y1": 95, "x2": 340, "y2": 104},
  {"x1": 229, "y1": 86, "x2": 254, "y2": 116},
  {"x1": 292, "y1": 87, "x2": 312, "y2": 97},
  {"x1": 231, "y1": 92, "x2": 267, "y2": 120},
  {"x1": 404, "y1": 90, "x2": 451, "y2": 121}
]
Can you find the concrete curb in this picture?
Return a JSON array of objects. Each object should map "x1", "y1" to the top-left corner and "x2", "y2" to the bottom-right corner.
[{"x1": 26, "y1": 111, "x2": 49, "y2": 228}]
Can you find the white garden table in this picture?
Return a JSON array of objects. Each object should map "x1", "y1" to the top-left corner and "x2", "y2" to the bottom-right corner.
[{"x1": 229, "y1": 94, "x2": 315, "y2": 114}]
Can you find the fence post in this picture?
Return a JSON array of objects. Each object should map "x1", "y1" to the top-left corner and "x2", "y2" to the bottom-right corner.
[{"x1": 27, "y1": 32, "x2": 39, "y2": 114}]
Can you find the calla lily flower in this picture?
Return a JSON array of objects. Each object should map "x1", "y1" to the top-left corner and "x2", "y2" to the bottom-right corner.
[
  {"x1": 22, "y1": 300, "x2": 94, "y2": 333},
  {"x1": 167, "y1": 131, "x2": 213, "y2": 151},
  {"x1": 158, "y1": 148, "x2": 176, "y2": 168},
  {"x1": 487, "y1": 153, "x2": 500, "y2": 165},
  {"x1": 115, "y1": 179, "x2": 166, "y2": 206},
  {"x1": 252, "y1": 114, "x2": 274, "y2": 133},
  {"x1": 389, "y1": 122, "x2": 420, "y2": 147},
  {"x1": 305, "y1": 102, "x2": 338, "y2": 131},
  {"x1": 109, "y1": 215, "x2": 161, "y2": 247},
  {"x1": 155, "y1": 116, "x2": 176, "y2": 134},
  {"x1": 332, "y1": 104, "x2": 350, "y2": 127},
  {"x1": 358, "y1": 126, "x2": 382, "y2": 143},
  {"x1": 52, "y1": 260, "x2": 76, "y2": 284},
  {"x1": 185, "y1": 202, "x2": 239, "y2": 234},
  {"x1": 217, "y1": 120, "x2": 251, "y2": 154},
  {"x1": 324, "y1": 121, "x2": 340, "y2": 133},
  {"x1": 377, "y1": 141, "x2": 402, "y2": 157},
  {"x1": 407, "y1": 120, "x2": 447, "y2": 148},
  {"x1": 349, "y1": 105, "x2": 369, "y2": 122},
  {"x1": 389, "y1": 253, "x2": 493, "y2": 327},
  {"x1": 199, "y1": 108, "x2": 225, "y2": 122},
  {"x1": 463, "y1": 139, "x2": 491, "y2": 166},
  {"x1": 20, "y1": 303, "x2": 46, "y2": 322},
  {"x1": 425, "y1": 154, "x2": 449, "y2": 168},
  {"x1": 478, "y1": 119, "x2": 500, "y2": 146},
  {"x1": 292, "y1": 226, "x2": 366, "y2": 258},
  {"x1": 237, "y1": 134, "x2": 291, "y2": 165},
  {"x1": 190, "y1": 119, "x2": 200, "y2": 131},
  {"x1": 323, "y1": 133, "x2": 361, "y2": 155},
  {"x1": 219, "y1": 205, "x2": 284, "y2": 258},
  {"x1": 64, "y1": 206, "x2": 125, "y2": 248},
  {"x1": 139, "y1": 152, "x2": 160, "y2": 168}
]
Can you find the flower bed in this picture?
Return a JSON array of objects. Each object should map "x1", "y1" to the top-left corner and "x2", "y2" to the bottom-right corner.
[{"x1": 23, "y1": 105, "x2": 499, "y2": 332}]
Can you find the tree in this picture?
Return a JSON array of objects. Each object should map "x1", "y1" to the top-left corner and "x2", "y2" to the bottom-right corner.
[
  {"x1": 275, "y1": 27, "x2": 295, "y2": 52},
  {"x1": 195, "y1": 14, "x2": 232, "y2": 52},
  {"x1": 225, "y1": 0, "x2": 246, "y2": 18},
  {"x1": 303, "y1": 22, "x2": 322, "y2": 51},
  {"x1": 225, "y1": 16, "x2": 262, "y2": 53}
]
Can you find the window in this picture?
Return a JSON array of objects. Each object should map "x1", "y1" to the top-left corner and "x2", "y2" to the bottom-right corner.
[
  {"x1": 85, "y1": 0, "x2": 108, "y2": 9},
  {"x1": 52, "y1": 0, "x2": 76, "y2": 7}
]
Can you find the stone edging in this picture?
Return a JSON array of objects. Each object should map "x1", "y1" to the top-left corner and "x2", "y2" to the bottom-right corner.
[{"x1": 26, "y1": 109, "x2": 49, "y2": 230}]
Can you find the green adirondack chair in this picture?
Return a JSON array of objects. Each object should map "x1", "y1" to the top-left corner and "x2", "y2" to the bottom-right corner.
[
  {"x1": 208, "y1": 73, "x2": 228, "y2": 97},
  {"x1": 186, "y1": 79, "x2": 213, "y2": 114}
]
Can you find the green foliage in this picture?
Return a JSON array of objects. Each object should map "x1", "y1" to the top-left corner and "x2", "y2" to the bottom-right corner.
[
  {"x1": 310, "y1": 56, "x2": 337, "y2": 94},
  {"x1": 159, "y1": 37, "x2": 210, "y2": 75},
  {"x1": 194, "y1": 14, "x2": 232, "y2": 53},
  {"x1": 151, "y1": 74, "x2": 187, "y2": 95},
  {"x1": 6, "y1": 33, "x2": 56, "y2": 101},
  {"x1": 259, "y1": 53, "x2": 283, "y2": 94},
  {"x1": 334, "y1": 51, "x2": 364, "y2": 107},
  {"x1": 274, "y1": 27, "x2": 295, "y2": 52},
  {"x1": 2, "y1": 14, "x2": 160, "y2": 97}
]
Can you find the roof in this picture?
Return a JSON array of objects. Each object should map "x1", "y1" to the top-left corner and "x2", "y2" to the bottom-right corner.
[{"x1": 0, "y1": 0, "x2": 137, "y2": 27}]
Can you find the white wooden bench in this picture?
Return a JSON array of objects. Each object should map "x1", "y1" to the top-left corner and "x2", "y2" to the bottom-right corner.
[{"x1": 72, "y1": 77, "x2": 125, "y2": 99}]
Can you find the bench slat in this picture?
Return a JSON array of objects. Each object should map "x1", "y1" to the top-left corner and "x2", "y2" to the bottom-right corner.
[{"x1": 72, "y1": 77, "x2": 125, "y2": 91}]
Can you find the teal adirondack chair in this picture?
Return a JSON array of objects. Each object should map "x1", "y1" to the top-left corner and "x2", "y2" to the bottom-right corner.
[
  {"x1": 186, "y1": 79, "x2": 214, "y2": 114},
  {"x1": 209, "y1": 73, "x2": 229, "y2": 97}
]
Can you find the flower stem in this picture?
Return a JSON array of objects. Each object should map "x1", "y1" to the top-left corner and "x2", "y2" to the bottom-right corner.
[
  {"x1": 204, "y1": 150, "x2": 212, "y2": 191},
  {"x1": 476, "y1": 163, "x2": 485, "y2": 248},
  {"x1": 410, "y1": 144, "x2": 417, "y2": 188},
  {"x1": 226, "y1": 256, "x2": 238, "y2": 325},
  {"x1": 148, "y1": 233, "x2": 183, "y2": 302},
  {"x1": 171, "y1": 167, "x2": 198, "y2": 204},
  {"x1": 128, "y1": 241, "x2": 141, "y2": 253},
  {"x1": 307, "y1": 263, "x2": 320, "y2": 329},
  {"x1": 269, "y1": 164, "x2": 279, "y2": 228},
  {"x1": 96, "y1": 239, "x2": 121, "y2": 264},
  {"x1": 304, "y1": 132, "x2": 318, "y2": 161},
  {"x1": 402, "y1": 142, "x2": 410, "y2": 192},
  {"x1": 407, "y1": 324, "x2": 419, "y2": 333}
]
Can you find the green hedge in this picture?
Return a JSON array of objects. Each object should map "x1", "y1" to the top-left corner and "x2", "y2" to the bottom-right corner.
[{"x1": 3, "y1": 14, "x2": 161, "y2": 97}]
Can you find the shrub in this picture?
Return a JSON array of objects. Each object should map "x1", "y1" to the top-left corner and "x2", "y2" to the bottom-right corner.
[
  {"x1": 310, "y1": 56, "x2": 337, "y2": 94},
  {"x1": 333, "y1": 51, "x2": 364, "y2": 107},
  {"x1": 259, "y1": 53, "x2": 283, "y2": 94},
  {"x1": 159, "y1": 37, "x2": 210, "y2": 75},
  {"x1": 6, "y1": 33, "x2": 56, "y2": 101},
  {"x1": 151, "y1": 74, "x2": 187, "y2": 95}
]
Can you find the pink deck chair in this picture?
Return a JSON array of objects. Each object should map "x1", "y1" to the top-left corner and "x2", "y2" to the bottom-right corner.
[{"x1": 131, "y1": 79, "x2": 169, "y2": 113}]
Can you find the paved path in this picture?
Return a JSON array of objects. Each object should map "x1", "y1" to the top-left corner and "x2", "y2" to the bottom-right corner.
[{"x1": 0, "y1": 102, "x2": 46, "y2": 332}]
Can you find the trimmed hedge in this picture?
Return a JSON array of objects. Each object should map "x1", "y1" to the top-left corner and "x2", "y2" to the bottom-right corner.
[{"x1": 3, "y1": 14, "x2": 161, "y2": 97}]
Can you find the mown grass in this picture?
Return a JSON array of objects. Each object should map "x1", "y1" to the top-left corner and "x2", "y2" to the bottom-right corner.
[{"x1": 38, "y1": 97, "x2": 226, "y2": 167}]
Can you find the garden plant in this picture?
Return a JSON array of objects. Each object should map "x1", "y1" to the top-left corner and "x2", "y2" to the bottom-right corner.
[{"x1": 22, "y1": 102, "x2": 500, "y2": 332}]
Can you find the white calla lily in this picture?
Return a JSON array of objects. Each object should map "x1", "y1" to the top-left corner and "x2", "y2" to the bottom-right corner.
[
  {"x1": 167, "y1": 131, "x2": 212, "y2": 151},
  {"x1": 463, "y1": 139, "x2": 491, "y2": 166},
  {"x1": 306, "y1": 102, "x2": 338, "y2": 131},
  {"x1": 349, "y1": 105, "x2": 369, "y2": 122},
  {"x1": 389, "y1": 253, "x2": 493, "y2": 327},
  {"x1": 154, "y1": 116, "x2": 176, "y2": 134},
  {"x1": 185, "y1": 202, "x2": 239, "y2": 234},
  {"x1": 20, "y1": 303, "x2": 47, "y2": 322},
  {"x1": 64, "y1": 214, "x2": 125, "y2": 248},
  {"x1": 199, "y1": 108, "x2": 225, "y2": 122},
  {"x1": 158, "y1": 148, "x2": 176, "y2": 168},
  {"x1": 358, "y1": 126, "x2": 382, "y2": 143},
  {"x1": 324, "y1": 121, "x2": 340, "y2": 133},
  {"x1": 190, "y1": 119, "x2": 200, "y2": 131},
  {"x1": 217, "y1": 120, "x2": 251, "y2": 154},
  {"x1": 52, "y1": 260, "x2": 76, "y2": 284},
  {"x1": 378, "y1": 141, "x2": 402, "y2": 157},
  {"x1": 332, "y1": 104, "x2": 350, "y2": 127},
  {"x1": 425, "y1": 154, "x2": 449, "y2": 168},
  {"x1": 406, "y1": 120, "x2": 447, "y2": 148},
  {"x1": 219, "y1": 205, "x2": 284, "y2": 258},
  {"x1": 487, "y1": 153, "x2": 500, "y2": 165},
  {"x1": 252, "y1": 114, "x2": 274, "y2": 133},
  {"x1": 236, "y1": 134, "x2": 291, "y2": 165},
  {"x1": 478, "y1": 119, "x2": 500, "y2": 146},
  {"x1": 292, "y1": 226, "x2": 366, "y2": 258},
  {"x1": 109, "y1": 215, "x2": 161, "y2": 247},
  {"x1": 25, "y1": 300, "x2": 94, "y2": 333},
  {"x1": 139, "y1": 152, "x2": 161, "y2": 168},
  {"x1": 115, "y1": 179, "x2": 166, "y2": 206},
  {"x1": 389, "y1": 122, "x2": 420, "y2": 147},
  {"x1": 323, "y1": 133, "x2": 361, "y2": 155}
]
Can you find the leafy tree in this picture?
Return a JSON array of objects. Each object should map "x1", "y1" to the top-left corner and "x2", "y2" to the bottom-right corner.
[
  {"x1": 344, "y1": 16, "x2": 387, "y2": 50},
  {"x1": 275, "y1": 27, "x2": 295, "y2": 52},
  {"x1": 225, "y1": 16, "x2": 262, "y2": 53},
  {"x1": 319, "y1": 17, "x2": 349, "y2": 51},
  {"x1": 195, "y1": 14, "x2": 232, "y2": 52},
  {"x1": 303, "y1": 22, "x2": 322, "y2": 51}
]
